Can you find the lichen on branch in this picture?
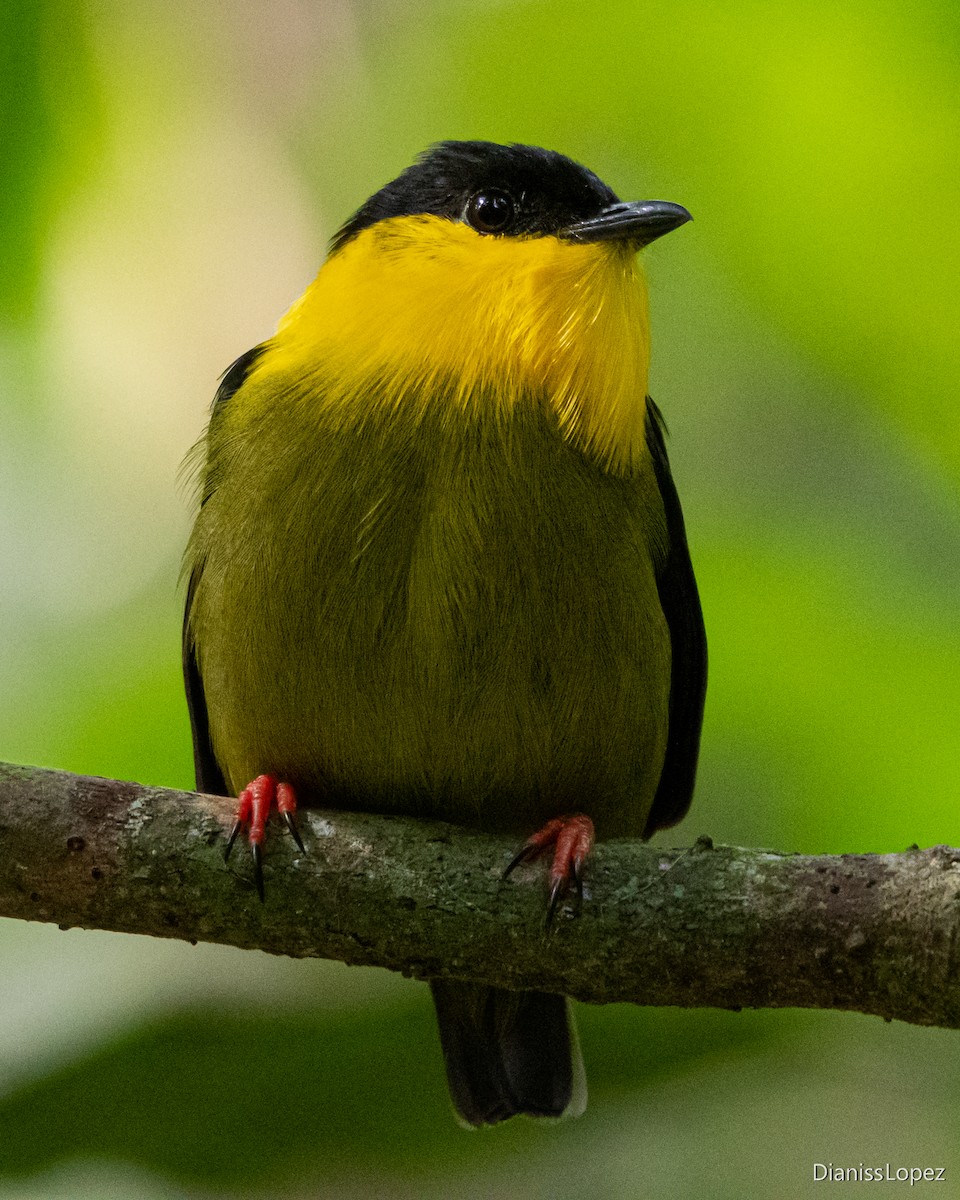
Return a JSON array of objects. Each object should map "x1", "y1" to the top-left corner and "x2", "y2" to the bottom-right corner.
[{"x1": 2, "y1": 762, "x2": 959, "y2": 1029}]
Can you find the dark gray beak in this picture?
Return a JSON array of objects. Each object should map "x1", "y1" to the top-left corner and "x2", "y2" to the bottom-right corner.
[{"x1": 559, "y1": 200, "x2": 692, "y2": 247}]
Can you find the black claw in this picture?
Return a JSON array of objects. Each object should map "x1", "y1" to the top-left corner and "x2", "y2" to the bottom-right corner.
[
  {"x1": 224, "y1": 820, "x2": 242, "y2": 862},
  {"x1": 545, "y1": 876, "x2": 567, "y2": 931},
  {"x1": 503, "y1": 843, "x2": 538, "y2": 879},
  {"x1": 573, "y1": 858, "x2": 585, "y2": 910},
  {"x1": 252, "y1": 843, "x2": 265, "y2": 902},
  {"x1": 283, "y1": 811, "x2": 306, "y2": 853}
]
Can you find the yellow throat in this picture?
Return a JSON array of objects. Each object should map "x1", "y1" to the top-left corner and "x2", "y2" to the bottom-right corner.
[{"x1": 254, "y1": 214, "x2": 652, "y2": 472}]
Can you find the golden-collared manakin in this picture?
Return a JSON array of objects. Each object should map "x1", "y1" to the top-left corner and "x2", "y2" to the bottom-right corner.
[{"x1": 182, "y1": 141, "x2": 706, "y2": 1126}]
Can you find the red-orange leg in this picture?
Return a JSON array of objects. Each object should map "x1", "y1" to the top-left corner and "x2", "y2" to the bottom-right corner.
[
  {"x1": 223, "y1": 774, "x2": 305, "y2": 901},
  {"x1": 504, "y1": 814, "x2": 595, "y2": 928}
]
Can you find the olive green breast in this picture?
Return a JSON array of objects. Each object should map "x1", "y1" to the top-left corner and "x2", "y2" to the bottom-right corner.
[{"x1": 186, "y1": 374, "x2": 671, "y2": 837}]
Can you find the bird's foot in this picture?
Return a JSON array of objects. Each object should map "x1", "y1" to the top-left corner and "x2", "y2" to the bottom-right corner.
[
  {"x1": 504, "y1": 814, "x2": 595, "y2": 929},
  {"x1": 223, "y1": 774, "x2": 305, "y2": 901}
]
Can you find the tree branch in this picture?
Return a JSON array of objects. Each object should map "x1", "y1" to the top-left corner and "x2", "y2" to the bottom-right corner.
[{"x1": 2, "y1": 761, "x2": 959, "y2": 1028}]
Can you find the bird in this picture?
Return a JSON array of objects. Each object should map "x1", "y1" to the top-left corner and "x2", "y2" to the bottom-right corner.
[{"x1": 182, "y1": 140, "x2": 706, "y2": 1127}]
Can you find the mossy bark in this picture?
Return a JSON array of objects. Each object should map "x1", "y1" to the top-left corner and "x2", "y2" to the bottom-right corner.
[{"x1": 2, "y1": 762, "x2": 959, "y2": 1028}]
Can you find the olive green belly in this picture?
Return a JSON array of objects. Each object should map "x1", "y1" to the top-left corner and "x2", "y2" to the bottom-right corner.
[{"x1": 190, "y1": 400, "x2": 671, "y2": 837}]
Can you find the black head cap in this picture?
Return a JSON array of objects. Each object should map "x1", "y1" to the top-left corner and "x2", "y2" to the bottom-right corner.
[{"x1": 330, "y1": 141, "x2": 620, "y2": 253}]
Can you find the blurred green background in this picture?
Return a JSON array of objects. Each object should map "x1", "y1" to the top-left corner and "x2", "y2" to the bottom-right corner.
[{"x1": 2, "y1": 0, "x2": 959, "y2": 1196}]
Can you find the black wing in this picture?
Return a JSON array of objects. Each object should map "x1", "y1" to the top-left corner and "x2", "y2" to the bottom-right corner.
[
  {"x1": 643, "y1": 397, "x2": 707, "y2": 836},
  {"x1": 182, "y1": 345, "x2": 266, "y2": 796}
]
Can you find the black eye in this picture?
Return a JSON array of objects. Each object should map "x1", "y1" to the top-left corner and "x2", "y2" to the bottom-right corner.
[{"x1": 464, "y1": 189, "x2": 515, "y2": 234}]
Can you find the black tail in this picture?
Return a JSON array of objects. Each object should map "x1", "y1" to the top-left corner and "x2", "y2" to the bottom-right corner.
[{"x1": 430, "y1": 981, "x2": 586, "y2": 1127}]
